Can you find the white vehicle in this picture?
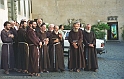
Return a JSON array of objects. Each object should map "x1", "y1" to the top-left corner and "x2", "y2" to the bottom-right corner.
[{"x1": 63, "y1": 30, "x2": 105, "y2": 55}]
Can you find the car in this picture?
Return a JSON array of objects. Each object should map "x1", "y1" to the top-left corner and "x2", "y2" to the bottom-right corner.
[{"x1": 63, "y1": 29, "x2": 106, "y2": 55}]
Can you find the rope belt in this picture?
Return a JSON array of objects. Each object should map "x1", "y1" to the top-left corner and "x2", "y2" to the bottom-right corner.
[
  {"x1": 53, "y1": 42, "x2": 60, "y2": 68},
  {"x1": 2, "y1": 43, "x2": 13, "y2": 68}
]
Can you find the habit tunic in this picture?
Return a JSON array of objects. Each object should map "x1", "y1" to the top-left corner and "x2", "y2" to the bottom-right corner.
[
  {"x1": 1, "y1": 29, "x2": 15, "y2": 71},
  {"x1": 68, "y1": 29, "x2": 85, "y2": 69},
  {"x1": 10, "y1": 27, "x2": 18, "y2": 68},
  {"x1": 46, "y1": 31, "x2": 52, "y2": 38},
  {"x1": 17, "y1": 28, "x2": 29, "y2": 70},
  {"x1": 26, "y1": 28, "x2": 40, "y2": 73},
  {"x1": 83, "y1": 30, "x2": 98, "y2": 70},
  {"x1": 49, "y1": 31, "x2": 65, "y2": 71},
  {"x1": 37, "y1": 31, "x2": 50, "y2": 71},
  {"x1": 46, "y1": 31, "x2": 53, "y2": 62}
]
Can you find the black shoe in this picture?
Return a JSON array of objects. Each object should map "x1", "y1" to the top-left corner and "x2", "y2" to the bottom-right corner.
[
  {"x1": 60, "y1": 69, "x2": 65, "y2": 72},
  {"x1": 84, "y1": 68, "x2": 89, "y2": 71}
]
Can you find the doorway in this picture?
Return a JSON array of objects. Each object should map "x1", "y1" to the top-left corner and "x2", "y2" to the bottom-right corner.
[{"x1": 107, "y1": 22, "x2": 118, "y2": 40}]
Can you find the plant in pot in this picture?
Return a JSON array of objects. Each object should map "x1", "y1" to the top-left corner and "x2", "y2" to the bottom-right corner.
[{"x1": 91, "y1": 22, "x2": 110, "y2": 39}]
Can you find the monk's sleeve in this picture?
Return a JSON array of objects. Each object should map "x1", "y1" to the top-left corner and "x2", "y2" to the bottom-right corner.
[
  {"x1": 1, "y1": 31, "x2": 13, "y2": 43},
  {"x1": 68, "y1": 32, "x2": 73, "y2": 44},
  {"x1": 92, "y1": 32, "x2": 96, "y2": 46},
  {"x1": 28, "y1": 31, "x2": 39, "y2": 46},
  {"x1": 77, "y1": 31, "x2": 83, "y2": 46},
  {"x1": 83, "y1": 33, "x2": 89, "y2": 47}
]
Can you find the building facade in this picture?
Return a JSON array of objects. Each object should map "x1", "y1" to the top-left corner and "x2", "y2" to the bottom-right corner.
[
  {"x1": 32, "y1": 0, "x2": 124, "y2": 41},
  {"x1": 0, "y1": 0, "x2": 32, "y2": 31},
  {"x1": 0, "y1": 0, "x2": 32, "y2": 43}
]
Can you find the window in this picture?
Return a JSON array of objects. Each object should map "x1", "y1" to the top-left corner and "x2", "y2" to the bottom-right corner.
[
  {"x1": 24, "y1": 0, "x2": 26, "y2": 16},
  {"x1": 31, "y1": 0, "x2": 32, "y2": 13},
  {"x1": 0, "y1": 0, "x2": 4, "y2": 9},
  {"x1": 11, "y1": 0, "x2": 14, "y2": 20},
  {"x1": 28, "y1": 0, "x2": 30, "y2": 17},
  {"x1": 18, "y1": 0, "x2": 21, "y2": 14}
]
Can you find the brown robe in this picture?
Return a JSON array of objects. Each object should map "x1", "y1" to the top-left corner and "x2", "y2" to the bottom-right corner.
[
  {"x1": 68, "y1": 29, "x2": 85, "y2": 69},
  {"x1": 26, "y1": 28, "x2": 40, "y2": 73},
  {"x1": 10, "y1": 27, "x2": 18, "y2": 68},
  {"x1": 83, "y1": 30, "x2": 98, "y2": 70},
  {"x1": 46, "y1": 31, "x2": 52, "y2": 38},
  {"x1": 49, "y1": 31, "x2": 65, "y2": 71},
  {"x1": 36, "y1": 31, "x2": 50, "y2": 71},
  {"x1": 17, "y1": 28, "x2": 29, "y2": 70},
  {"x1": 1, "y1": 29, "x2": 15, "y2": 71}
]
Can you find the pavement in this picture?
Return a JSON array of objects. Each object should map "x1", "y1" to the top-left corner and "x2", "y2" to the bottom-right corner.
[{"x1": 0, "y1": 42, "x2": 124, "y2": 79}]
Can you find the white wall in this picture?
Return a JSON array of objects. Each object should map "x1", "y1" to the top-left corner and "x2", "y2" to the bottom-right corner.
[
  {"x1": 16, "y1": 0, "x2": 31, "y2": 22},
  {"x1": 0, "y1": 0, "x2": 8, "y2": 43},
  {"x1": 0, "y1": 0, "x2": 8, "y2": 31}
]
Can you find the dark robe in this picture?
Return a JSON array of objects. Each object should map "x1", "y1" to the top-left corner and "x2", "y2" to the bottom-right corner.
[
  {"x1": 1, "y1": 29, "x2": 15, "y2": 71},
  {"x1": 46, "y1": 31, "x2": 53, "y2": 62},
  {"x1": 26, "y1": 28, "x2": 40, "y2": 73},
  {"x1": 83, "y1": 30, "x2": 98, "y2": 70},
  {"x1": 49, "y1": 31, "x2": 65, "y2": 71},
  {"x1": 35, "y1": 25, "x2": 40, "y2": 33},
  {"x1": 37, "y1": 31, "x2": 50, "y2": 71},
  {"x1": 68, "y1": 29, "x2": 85, "y2": 69},
  {"x1": 17, "y1": 28, "x2": 29, "y2": 70},
  {"x1": 10, "y1": 27, "x2": 18, "y2": 68},
  {"x1": 46, "y1": 31, "x2": 52, "y2": 38}
]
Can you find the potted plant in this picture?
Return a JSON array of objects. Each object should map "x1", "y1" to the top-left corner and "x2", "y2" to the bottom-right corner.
[{"x1": 92, "y1": 22, "x2": 110, "y2": 39}]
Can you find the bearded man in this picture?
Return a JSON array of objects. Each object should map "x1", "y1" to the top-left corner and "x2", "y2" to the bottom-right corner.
[
  {"x1": 68, "y1": 22, "x2": 85, "y2": 72},
  {"x1": 1, "y1": 21, "x2": 15, "y2": 74},
  {"x1": 26, "y1": 21, "x2": 42, "y2": 76}
]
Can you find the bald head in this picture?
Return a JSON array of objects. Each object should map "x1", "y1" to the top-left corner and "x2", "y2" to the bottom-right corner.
[{"x1": 48, "y1": 24, "x2": 54, "y2": 31}]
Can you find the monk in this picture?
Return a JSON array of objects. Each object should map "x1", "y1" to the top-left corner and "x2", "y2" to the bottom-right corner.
[
  {"x1": 17, "y1": 21, "x2": 29, "y2": 73},
  {"x1": 1, "y1": 21, "x2": 15, "y2": 74},
  {"x1": 26, "y1": 21, "x2": 42, "y2": 76},
  {"x1": 36, "y1": 23, "x2": 50, "y2": 73},
  {"x1": 83, "y1": 24, "x2": 98, "y2": 72},
  {"x1": 68, "y1": 22, "x2": 85, "y2": 72},
  {"x1": 49, "y1": 25, "x2": 65, "y2": 72}
]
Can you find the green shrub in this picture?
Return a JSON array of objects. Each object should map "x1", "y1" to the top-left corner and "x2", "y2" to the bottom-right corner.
[
  {"x1": 92, "y1": 22, "x2": 110, "y2": 39},
  {"x1": 64, "y1": 25, "x2": 71, "y2": 30},
  {"x1": 120, "y1": 26, "x2": 124, "y2": 40}
]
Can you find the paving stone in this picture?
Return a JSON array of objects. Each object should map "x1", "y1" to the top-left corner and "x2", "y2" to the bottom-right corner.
[{"x1": 0, "y1": 42, "x2": 124, "y2": 79}]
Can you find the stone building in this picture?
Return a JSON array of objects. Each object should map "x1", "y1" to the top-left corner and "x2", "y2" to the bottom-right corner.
[
  {"x1": 0, "y1": 0, "x2": 32, "y2": 31},
  {"x1": 32, "y1": 0, "x2": 124, "y2": 41},
  {"x1": 0, "y1": 0, "x2": 32, "y2": 43}
]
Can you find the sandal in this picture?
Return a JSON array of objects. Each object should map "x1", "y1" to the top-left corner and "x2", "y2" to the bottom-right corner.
[
  {"x1": 23, "y1": 70, "x2": 28, "y2": 73},
  {"x1": 70, "y1": 69, "x2": 74, "y2": 72},
  {"x1": 5, "y1": 71, "x2": 9, "y2": 74},
  {"x1": 76, "y1": 69, "x2": 80, "y2": 72},
  {"x1": 35, "y1": 73, "x2": 40, "y2": 76}
]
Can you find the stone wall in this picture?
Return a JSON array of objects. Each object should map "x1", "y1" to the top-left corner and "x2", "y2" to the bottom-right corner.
[{"x1": 32, "y1": 0, "x2": 124, "y2": 40}]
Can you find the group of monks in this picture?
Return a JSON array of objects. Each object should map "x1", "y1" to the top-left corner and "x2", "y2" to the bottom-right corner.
[{"x1": 1, "y1": 18, "x2": 98, "y2": 76}]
